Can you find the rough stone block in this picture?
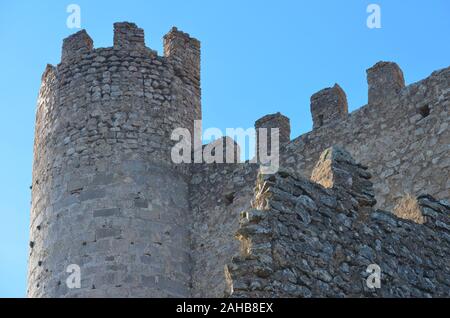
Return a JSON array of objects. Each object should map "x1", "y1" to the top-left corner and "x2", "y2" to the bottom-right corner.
[
  {"x1": 310, "y1": 84, "x2": 348, "y2": 129},
  {"x1": 62, "y1": 30, "x2": 93, "y2": 62},
  {"x1": 367, "y1": 61, "x2": 405, "y2": 105}
]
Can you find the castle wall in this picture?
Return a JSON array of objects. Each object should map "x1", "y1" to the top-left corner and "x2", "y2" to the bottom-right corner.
[
  {"x1": 28, "y1": 23, "x2": 200, "y2": 297},
  {"x1": 227, "y1": 148, "x2": 450, "y2": 297},
  {"x1": 189, "y1": 162, "x2": 258, "y2": 297},
  {"x1": 189, "y1": 64, "x2": 449, "y2": 297},
  {"x1": 29, "y1": 22, "x2": 449, "y2": 298},
  {"x1": 282, "y1": 65, "x2": 449, "y2": 210}
]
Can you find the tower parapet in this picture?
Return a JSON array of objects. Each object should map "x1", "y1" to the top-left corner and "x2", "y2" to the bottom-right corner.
[
  {"x1": 163, "y1": 27, "x2": 202, "y2": 133},
  {"x1": 255, "y1": 112, "x2": 290, "y2": 160},
  {"x1": 164, "y1": 27, "x2": 200, "y2": 86},
  {"x1": 61, "y1": 29, "x2": 93, "y2": 62},
  {"x1": 310, "y1": 84, "x2": 348, "y2": 129},
  {"x1": 367, "y1": 61, "x2": 405, "y2": 105},
  {"x1": 113, "y1": 22, "x2": 146, "y2": 51}
]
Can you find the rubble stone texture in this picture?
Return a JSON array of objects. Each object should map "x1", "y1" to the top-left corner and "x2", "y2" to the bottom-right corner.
[
  {"x1": 227, "y1": 147, "x2": 450, "y2": 297},
  {"x1": 29, "y1": 22, "x2": 449, "y2": 298},
  {"x1": 310, "y1": 84, "x2": 348, "y2": 129}
]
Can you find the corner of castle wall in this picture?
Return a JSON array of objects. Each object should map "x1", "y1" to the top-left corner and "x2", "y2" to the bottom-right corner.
[
  {"x1": 41, "y1": 64, "x2": 56, "y2": 82},
  {"x1": 163, "y1": 27, "x2": 201, "y2": 82},
  {"x1": 163, "y1": 27, "x2": 200, "y2": 57}
]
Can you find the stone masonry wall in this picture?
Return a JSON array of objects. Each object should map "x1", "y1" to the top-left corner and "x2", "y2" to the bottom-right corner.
[
  {"x1": 190, "y1": 63, "x2": 449, "y2": 297},
  {"x1": 28, "y1": 23, "x2": 200, "y2": 297},
  {"x1": 30, "y1": 22, "x2": 449, "y2": 298},
  {"x1": 190, "y1": 161, "x2": 258, "y2": 297},
  {"x1": 282, "y1": 63, "x2": 449, "y2": 210},
  {"x1": 190, "y1": 63, "x2": 450, "y2": 297},
  {"x1": 227, "y1": 147, "x2": 450, "y2": 297}
]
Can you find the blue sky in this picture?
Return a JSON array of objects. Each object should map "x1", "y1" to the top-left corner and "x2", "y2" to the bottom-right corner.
[{"x1": 0, "y1": 0, "x2": 448, "y2": 297}]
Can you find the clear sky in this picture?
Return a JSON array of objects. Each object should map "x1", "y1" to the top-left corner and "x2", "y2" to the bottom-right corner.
[{"x1": 0, "y1": 0, "x2": 448, "y2": 297}]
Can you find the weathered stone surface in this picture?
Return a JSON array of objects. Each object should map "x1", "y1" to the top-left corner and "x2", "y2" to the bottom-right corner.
[
  {"x1": 227, "y1": 148, "x2": 450, "y2": 298},
  {"x1": 282, "y1": 63, "x2": 449, "y2": 210},
  {"x1": 367, "y1": 61, "x2": 405, "y2": 105},
  {"x1": 29, "y1": 22, "x2": 199, "y2": 298},
  {"x1": 311, "y1": 84, "x2": 348, "y2": 129},
  {"x1": 29, "y1": 22, "x2": 449, "y2": 298},
  {"x1": 255, "y1": 112, "x2": 290, "y2": 160}
]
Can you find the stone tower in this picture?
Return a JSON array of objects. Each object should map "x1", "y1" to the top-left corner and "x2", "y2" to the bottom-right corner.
[{"x1": 28, "y1": 22, "x2": 201, "y2": 297}]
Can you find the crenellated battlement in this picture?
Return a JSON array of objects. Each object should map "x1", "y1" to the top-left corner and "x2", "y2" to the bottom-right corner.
[
  {"x1": 163, "y1": 27, "x2": 201, "y2": 86},
  {"x1": 307, "y1": 62, "x2": 407, "y2": 130},
  {"x1": 113, "y1": 22, "x2": 146, "y2": 50},
  {"x1": 30, "y1": 22, "x2": 449, "y2": 299},
  {"x1": 30, "y1": 22, "x2": 202, "y2": 298},
  {"x1": 310, "y1": 83, "x2": 348, "y2": 129},
  {"x1": 163, "y1": 27, "x2": 200, "y2": 60},
  {"x1": 61, "y1": 29, "x2": 93, "y2": 62},
  {"x1": 190, "y1": 60, "x2": 448, "y2": 297},
  {"x1": 367, "y1": 61, "x2": 405, "y2": 105},
  {"x1": 255, "y1": 112, "x2": 290, "y2": 160},
  {"x1": 59, "y1": 22, "x2": 200, "y2": 72},
  {"x1": 281, "y1": 62, "x2": 449, "y2": 210}
]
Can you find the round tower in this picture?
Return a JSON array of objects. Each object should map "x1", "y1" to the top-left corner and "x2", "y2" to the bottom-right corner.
[{"x1": 28, "y1": 22, "x2": 201, "y2": 297}]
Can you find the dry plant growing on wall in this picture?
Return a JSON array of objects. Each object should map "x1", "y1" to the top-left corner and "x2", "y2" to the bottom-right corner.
[{"x1": 393, "y1": 194, "x2": 425, "y2": 224}]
